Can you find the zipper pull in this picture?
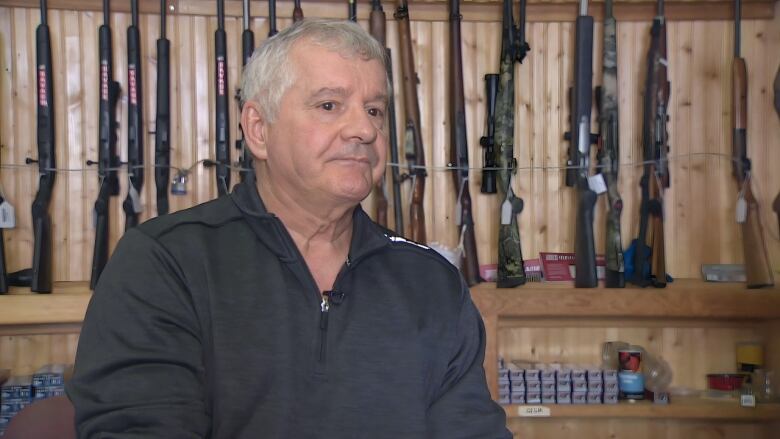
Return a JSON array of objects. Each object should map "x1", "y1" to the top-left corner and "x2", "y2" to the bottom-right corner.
[{"x1": 320, "y1": 294, "x2": 330, "y2": 330}]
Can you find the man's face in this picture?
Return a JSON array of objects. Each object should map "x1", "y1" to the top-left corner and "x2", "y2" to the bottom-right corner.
[{"x1": 259, "y1": 42, "x2": 388, "y2": 207}]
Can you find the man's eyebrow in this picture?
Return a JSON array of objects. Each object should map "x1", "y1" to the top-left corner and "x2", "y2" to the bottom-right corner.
[{"x1": 307, "y1": 87, "x2": 348, "y2": 101}]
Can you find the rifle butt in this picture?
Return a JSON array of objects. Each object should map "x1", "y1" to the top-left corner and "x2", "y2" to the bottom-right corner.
[
  {"x1": 575, "y1": 188, "x2": 598, "y2": 288},
  {"x1": 742, "y1": 193, "x2": 774, "y2": 288},
  {"x1": 461, "y1": 223, "x2": 482, "y2": 287},
  {"x1": 409, "y1": 202, "x2": 426, "y2": 244},
  {"x1": 30, "y1": 212, "x2": 52, "y2": 293},
  {"x1": 649, "y1": 210, "x2": 667, "y2": 288}
]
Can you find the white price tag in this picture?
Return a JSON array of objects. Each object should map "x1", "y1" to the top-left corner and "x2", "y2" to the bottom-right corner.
[
  {"x1": 501, "y1": 199, "x2": 512, "y2": 225},
  {"x1": 740, "y1": 394, "x2": 756, "y2": 407},
  {"x1": 587, "y1": 174, "x2": 608, "y2": 195},
  {"x1": 517, "y1": 405, "x2": 551, "y2": 417},
  {"x1": 129, "y1": 185, "x2": 143, "y2": 213},
  {"x1": 0, "y1": 200, "x2": 16, "y2": 229},
  {"x1": 736, "y1": 195, "x2": 747, "y2": 224}
]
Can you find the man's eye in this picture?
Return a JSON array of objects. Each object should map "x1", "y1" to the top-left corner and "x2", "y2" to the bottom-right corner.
[
  {"x1": 368, "y1": 108, "x2": 383, "y2": 117},
  {"x1": 320, "y1": 102, "x2": 335, "y2": 111}
]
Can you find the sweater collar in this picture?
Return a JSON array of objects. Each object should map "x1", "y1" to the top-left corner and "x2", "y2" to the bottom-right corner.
[{"x1": 229, "y1": 181, "x2": 390, "y2": 264}]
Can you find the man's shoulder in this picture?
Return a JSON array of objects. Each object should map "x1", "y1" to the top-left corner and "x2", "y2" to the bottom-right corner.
[
  {"x1": 373, "y1": 228, "x2": 461, "y2": 281},
  {"x1": 137, "y1": 195, "x2": 243, "y2": 240}
]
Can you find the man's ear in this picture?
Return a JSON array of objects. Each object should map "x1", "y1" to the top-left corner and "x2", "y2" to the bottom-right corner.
[{"x1": 241, "y1": 101, "x2": 268, "y2": 160}]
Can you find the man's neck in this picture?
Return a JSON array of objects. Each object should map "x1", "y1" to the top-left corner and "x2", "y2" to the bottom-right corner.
[{"x1": 256, "y1": 177, "x2": 354, "y2": 258}]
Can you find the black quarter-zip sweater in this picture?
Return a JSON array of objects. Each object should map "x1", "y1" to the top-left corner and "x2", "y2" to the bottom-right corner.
[{"x1": 67, "y1": 182, "x2": 511, "y2": 439}]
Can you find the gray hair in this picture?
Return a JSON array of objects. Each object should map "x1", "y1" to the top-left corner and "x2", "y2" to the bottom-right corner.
[{"x1": 239, "y1": 19, "x2": 388, "y2": 122}]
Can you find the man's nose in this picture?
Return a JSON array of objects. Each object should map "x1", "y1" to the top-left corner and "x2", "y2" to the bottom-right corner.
[{"x1": 341, "y1": 105, "x2": 378, "y2": 143}]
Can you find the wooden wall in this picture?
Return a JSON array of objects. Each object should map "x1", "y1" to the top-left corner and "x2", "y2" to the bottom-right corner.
[{"x1": 1, "y1": 1, "x2": 779, "y2": 283}]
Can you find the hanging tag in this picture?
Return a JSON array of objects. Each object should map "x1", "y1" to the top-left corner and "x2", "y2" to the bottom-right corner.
[
  {"x1": 587, "y1": 174, "x2": 608, "y2": 195},
  {"x1": 0, "y1": 200, "x2": 16, "y2": 229},
  {"x1": 501, "y1": 199, "x2": 513, "y2": 225},
  {"x1": 736, "y1": 194, "x2": 747, "y2": 224},
  {"x1": 129, "y1": 185, "x2": 143, "y2": 213},
  {"x1": 171, "y1": 172, "x2": 188, "y2": 196}
]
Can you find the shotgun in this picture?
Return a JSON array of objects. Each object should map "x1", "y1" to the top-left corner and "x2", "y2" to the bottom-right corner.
[
  {"x1": 449, "y1": 0, "x2": 481, "y2": 286},
  {"x1": 90, "y1": 0, "x2": 122, "y2": 289},
  {"x1": 123, "y1": 0, "x2": 144, "y2": 230},
  {"x1": 731, "y1": 0, "x2": 773, "y2": 288},
  {"x1": 155, "y1": 0, "x2": 171, "y2": 215},
  {"x1": 395, "y1": 0, "x2": 427, "y2": 243},
  {"x1": 214, "y1": 0, "x2": 231, "y2": 196}
]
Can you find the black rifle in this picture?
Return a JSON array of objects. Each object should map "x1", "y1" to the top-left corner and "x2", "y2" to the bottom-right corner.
[
  {"x1": 269, "y1": 0, "x2": 278, "y2": 37},
  {"x1": 369, "y1": 0, "x2": 403, "y2": 235},
  {"x1": 123, "y1": 0, "x2": 143, "y2": 230},
  {"x1": 564, "y1": 0, "x2": 598, "y2": 288},
  {"x1": 293, "y1": 0, "x2": 304, "y2": 22},
  {"x1": 369, "y1": 0, "x2": 389, "y2": 228},
  {"x1": 493, "y1": 0, "x2": 529, "y2": 288},
  {"x1": 348, "y1": 0, "x2": 357, "y2": 22},
  {"x1": 214, "y1": 0, "x2": 231, "y2": 196},
  {"x1": 155, "y1": 0, "x2": 171, "y2": 215},
  {"x1": 237, "y1": 0, "x2": 256, "y2": 185},
  {"x1": 89, "y1": 0, "x2": 122, "y2": 290},
  {"x1": 632, "y1": 0, "x2": 669, "y2": 288},
  {"x1": 731, "y1": 0, "x2": 773, "y2": 288},
  {"x1": 596, "y1": 0, "x2": 624, "y2": 288},
  {"x1": 5, "y1": 0, "x2": 56, "y2": 293},
  {"x1": 395, "y1": 0, "x2": 427, "y2": 244},
  {"x1": 0, "y1": 194, "x2": 6, "y2": 292},
  {"x1": 480, "y1": 74, "x2": 498, "y2": 195},
  {"x1": 449, "y1": 0, "x2": 481, "y2": 286}
]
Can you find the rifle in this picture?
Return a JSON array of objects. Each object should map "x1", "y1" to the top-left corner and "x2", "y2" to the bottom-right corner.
[
  {"x1": 732, "y1": 0, "x2": 773, "y2": 288},
  {"x1": 595, "y1": 0, "x2": 624, "y2": 288},
  {"x1": 237, "y1": 0, "x2": 256, "y2": 185},
  {"x1": 123, "y1": 0, "x2": 143, "y2": 230},
  {"x1": 449, "y1": 0, "x2": 480, "y2": 286},
  {"x1": 90, "y1": 0, "x2": 122, "y2": 290},
  {"x1": 369, "y1": 0, "x2": 388, "y2": 228},
  {"x1": 632, "y1": 0, "x2": 669, "y2": 288},
  {"x1": 370, "y1": 0, "x2": 403, "y2": 234},
  {"x1": 4, "y1": 0, "x2": 56, "y2": 292},
  {"x1": 293, "y1": 0, "x2": 304, "y2": 22},
  {"x1": 395, "y1": 0, "x2": 427, "y2": 243},
  {"x1": 214, "y1": 0, "x2": 231, "y2": 196},
  {"x1": 155, "y1": 0, "x2": 171, "y2": 215},
  {"x1": 480, "y1": 74, "x2": 498, "y2": 195},
  {"x1": 0, "y1": 197, "x2": 6, "y2": 292},
  {"x1": 269, "y1": 0, "x2": 278, "y2": 37},
  {"x1": 493, "y1": 0, "x2": 529, "y2": 288},
  {"x1": 774, "y1": 193, "x2": 780, "y2": 235},
  {"x1": 348, "y1": 0, "x2": 357, "y2": 22}
]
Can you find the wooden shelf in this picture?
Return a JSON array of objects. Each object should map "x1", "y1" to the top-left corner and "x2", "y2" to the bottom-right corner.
[
  {"x1": 471, "y1": 279, "x2": 780, "y2": 320},
  {"x1": 0, "y1": 282, "x2": 91, "y2": 326},
  {"x1": 504, "y1": 396, "x2": 780, "y2": 421}
]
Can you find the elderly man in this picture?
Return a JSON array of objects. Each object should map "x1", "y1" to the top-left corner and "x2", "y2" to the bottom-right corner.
[{"x1": 67, "y1": 19, "x2": 510, "y2": 438}]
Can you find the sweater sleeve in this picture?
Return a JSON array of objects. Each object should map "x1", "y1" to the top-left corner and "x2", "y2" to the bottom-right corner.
[
  {"x1": 66, "y1": 228, "x2": 210, "y2": 438},
  {"x1": 426, "y1": 282, "x2": 512, "y2": 439}
]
